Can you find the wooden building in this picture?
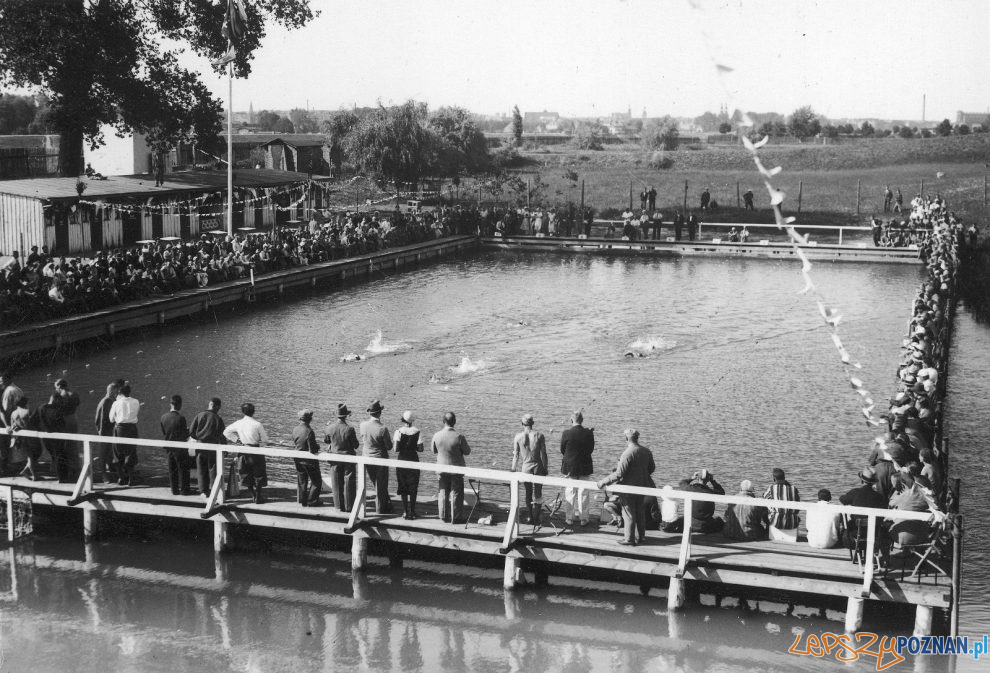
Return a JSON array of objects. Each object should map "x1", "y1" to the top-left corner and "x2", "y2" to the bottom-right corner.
[
  {"x1": 0, "y1": 169, "x2": 332, "y2": 256},
  {"x1": 259, "y1": 135, "x2": 330, "y2": 175}
]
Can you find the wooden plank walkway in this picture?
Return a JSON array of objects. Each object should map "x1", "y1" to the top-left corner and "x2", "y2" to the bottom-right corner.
[
  {"x1": 0, "y1": 468, "x2": 951, "y2": 616},
  {"x1": 481, "y1": 235, "x2": 924, "y2": 264}
]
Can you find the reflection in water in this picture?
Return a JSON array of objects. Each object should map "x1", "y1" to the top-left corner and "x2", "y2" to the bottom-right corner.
[{"x1": 0, "y1": 531, "x2": 952, "y2": 673}]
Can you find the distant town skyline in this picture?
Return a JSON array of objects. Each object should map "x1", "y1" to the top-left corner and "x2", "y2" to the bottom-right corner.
[{"x1": 178, "y1": 0, "x2": 987, "y2": 124}]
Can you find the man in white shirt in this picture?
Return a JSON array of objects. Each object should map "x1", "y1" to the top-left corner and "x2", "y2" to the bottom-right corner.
[
  {"x1": 806, "y1": 488, "x2": 842, "y2": 549},
  {"x1": 223, "y1": 402, "x2": 269, "y2": 503},
  {"x1": 108, "y1": 384, "x2": 141, "y2": 486}
]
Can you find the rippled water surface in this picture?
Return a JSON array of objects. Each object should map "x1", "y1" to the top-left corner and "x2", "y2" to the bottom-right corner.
[{"x1": 6, "y1": 250, "x2": 984, "y2": 672}]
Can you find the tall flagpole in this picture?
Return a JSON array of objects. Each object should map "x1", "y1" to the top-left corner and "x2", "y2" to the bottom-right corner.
[{"x1": 227, "y1": 61, "x2": 233, "y2": 237}]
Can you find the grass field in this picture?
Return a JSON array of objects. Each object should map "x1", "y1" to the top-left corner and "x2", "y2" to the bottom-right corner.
[{"x1": 460, "y1": 135, "x2": 990, "y2": 230}]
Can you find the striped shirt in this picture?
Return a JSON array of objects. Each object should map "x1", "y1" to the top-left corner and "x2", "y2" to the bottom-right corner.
[{"x1": 763, "y1": 480, "x2": 801, "y2": 529}]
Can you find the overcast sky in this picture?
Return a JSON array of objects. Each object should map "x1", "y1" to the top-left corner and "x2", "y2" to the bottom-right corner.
[{"x1": 183, "y1": 0, "x2": 987, "y2": 122}]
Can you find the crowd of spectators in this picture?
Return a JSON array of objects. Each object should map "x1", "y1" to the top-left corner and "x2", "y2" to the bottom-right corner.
[{"x1": 0, "y1": 206, "x2": 483, "y2": 329}]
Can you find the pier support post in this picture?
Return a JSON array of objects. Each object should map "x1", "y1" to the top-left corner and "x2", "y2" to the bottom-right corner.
[
  {"x1": 913, "y1": 605, "x2": 934, "y2": 637},
  {"x1": 845, "y1": 597, "x2": 864, "y2": 633},
  {"x1": 352, "y1": 535, "x2": 369, "y2": 570},
  {"x1": 667, "y1": 577, "x2": 687, "y2": 611},
  {"x1": 503, "y1": 556, "x2": 523, "y2": 590},
  {"x1": 503, "y1": 591, "x2": 522, "y2": 620},
  {"x1": 82, "y1": 509, "x2": 98, "y2": 540},
  {"x1": 214, "y1": 520, "x2": 232, "y2": 553}
]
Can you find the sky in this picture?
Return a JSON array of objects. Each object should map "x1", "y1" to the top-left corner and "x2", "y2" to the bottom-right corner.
[{"x1": 186, "y1": 0, "x2": 987, "y2": 122}]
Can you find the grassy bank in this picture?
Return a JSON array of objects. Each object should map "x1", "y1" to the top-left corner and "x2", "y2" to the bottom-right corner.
[{"x1": 459, "y1": 135, "x2": 990, "y2": 228}]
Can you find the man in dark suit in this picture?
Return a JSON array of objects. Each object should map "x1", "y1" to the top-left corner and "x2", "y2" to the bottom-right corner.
[
  {"x1": 188, "y1": 397, "x2": 226, "y2": 497},
  {"x1": 560, "y1": 411, "x2": 595, "y2": 526},
  {"x1": 160, "y1": 394, "x2": 191, "y2": 495},
  {"x1": 597, "y1": 429, "x2": 655, "y2": 545}
]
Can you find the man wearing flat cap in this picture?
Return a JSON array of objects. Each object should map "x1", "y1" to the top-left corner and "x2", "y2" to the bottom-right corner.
[
  {"x1": 292, "y1": 409, "x2": 322, "y2": 507},
  {"x1": 840, "y1": 467, "x2": 890, "y2": 550},
  {"x1": 360, "y1": 400, "x2": 393, "y2": 514},
  {"x1": 325, "y1": 403, "x2": 359, "y2": 512}
]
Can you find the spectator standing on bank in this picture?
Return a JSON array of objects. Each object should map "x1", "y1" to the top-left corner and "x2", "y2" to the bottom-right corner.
[
  {"x1": 700, "y1": 188, "x2": 711, "y2": 210},
  {"x1": 743, "y1": 189, "x2": 755, "y2": 211},
  {"x1": 432, "y1": 411, "x2": 471, "y2": 523},
  {"x1": 325, "y1": 403, "x2": 359, "y2": 512},
  {"x1": 160, "y1": 394, "x2": 192, "y2": 495},
  {"x1": 223, "y1": 402, "x2": 269, "y2": 504},
  {"x1": 292, "y1": 409, "x2": 322, "y2": 507},
  {"x1": 763, "y1": 467, "x2": 801, "y2": 542},
  {"x1": 597, "y1": 429, "x2": 655, "y2": 546},
  {"x1": 108, "y1": 384, "x2": 140, "y2": 486},
  {"x1": 883, "y1": 186, "x2": 893, "y2": 213},
  {"x1": 647, "y1": 186, "x2": 657, "y2": 212},
  {"x1": 512, "y1": 414, "x2": 548, "y2": 526},
  {"x1": 560, "y1": 411, "x2": 595, "y2": 526},
  {"x1": 360, "y1": 400, "x2": 393, "y2": 514},
  {"x1": 394, "y1": 410, "x2": 424, "y2": 520},
  {"x1": 188, "y1": 397, "x2": 226, "y2": 497}
]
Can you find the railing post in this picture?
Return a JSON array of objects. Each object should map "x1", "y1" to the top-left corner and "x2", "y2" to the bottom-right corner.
[
  {"x1": 346, "y1": 458, "x2": 366, "y2": 534},
  {"x1": 670, "y1": 496, "x2": 693, "y2": 611},
  {"x1": 4, "y1": 487, "x2": 13, "y2": 544},
  {"x1": 861, "y1": 514, "x2": 877, "y2": 597},
  {"x1": 838, "y1": 227, "x2": 843, "y2": 246},
  {"x1": 499, "y1": 475, "x2": 520, "y2": 554}
]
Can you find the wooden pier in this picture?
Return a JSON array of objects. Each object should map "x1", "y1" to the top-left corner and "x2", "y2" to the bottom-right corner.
[
  {"x1": 0, "y1": 429, "x2": 959, "y2": 637},
  {"x1": 482, "y1": 235, "x2": 925, "y2": 264},
  {"x1": 0, "y1": 235, "x2": 478, "y2": 363}
]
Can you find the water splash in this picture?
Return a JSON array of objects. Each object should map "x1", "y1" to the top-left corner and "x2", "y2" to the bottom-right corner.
[
  {"x1": 365, "y1": 329, "x2": 411, "y2": 354},
  {"x1": 625, "y1": 336, "x2": 676, "y2": 358},
  {"x1": 450, "y1": 357, "x2": 488, "y2": 374}
]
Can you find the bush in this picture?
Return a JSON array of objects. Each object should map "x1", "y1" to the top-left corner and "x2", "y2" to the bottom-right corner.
[
  {"x1": 648, "y1": 151, "x2": 674, "y2": 170},
  {"x1": 898, "y1": 126, "x2": 915, "y2": 139}
]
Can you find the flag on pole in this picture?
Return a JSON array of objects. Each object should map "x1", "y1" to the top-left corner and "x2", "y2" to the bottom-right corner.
[{"x1": 211, "y1": 0, "x2": 248, "y2": 67}]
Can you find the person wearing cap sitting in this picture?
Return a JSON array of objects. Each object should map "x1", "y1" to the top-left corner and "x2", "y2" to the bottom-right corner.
[
  {"x1": 292, "y1": 409, "x2": 322, "y2": 507},
  {"x1": 763, "y1": 468, "x2": 801, "y2": 542},
  {"x1": 512, "y1": 414, "x2": 549, "y2": 527},
  {"x1": 840, "y1": 467, "x2": 889, "y2": 552},
  {"x1": 360, "y1": 400, "x2": 394, "y2": 515},
  {"x1": 393, "y1": 410, "x2": 424, "y2": 520},
  {"x1": 722, "y1": 479, "x2": 768, "y2": 541},
  {"x1": 432, "y1": 412, "x2": 471, "y2": 523},
  {"x1": 681, "y1": 469, "x2": 725, "y2": 533},
  {"x1": 325, "y1": 403, "x2": 359, "y2": 512},
  {"x1": 596, "y1": 429, "x2": 655, "y2": 546}
]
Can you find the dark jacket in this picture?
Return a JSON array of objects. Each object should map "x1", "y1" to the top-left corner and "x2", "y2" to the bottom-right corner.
[
  {"x1": 723, "y1": 489, "x2": 769, "y2": 541},
  {"x1": 600, "y1": 442, "x2": 655, "y2": 488},
  {"x1": 560, "y1": 424, "x2": 594, "y2": 477},
  {"x1": 160, "y1": 410, "x2": 189, "y2": 443}
]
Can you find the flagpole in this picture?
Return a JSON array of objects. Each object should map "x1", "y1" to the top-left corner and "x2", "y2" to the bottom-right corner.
[{"x1": 226, "y1": 60, "x2": 233, "y2": 237}]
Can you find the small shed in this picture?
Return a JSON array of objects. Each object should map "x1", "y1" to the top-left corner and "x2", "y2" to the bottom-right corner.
[
  {"x1": 0, "y1": 168, "x2": 332, "y2": 256},
  {"x1": 260, "y1": 135, "x2": 330, "y2": 175}
]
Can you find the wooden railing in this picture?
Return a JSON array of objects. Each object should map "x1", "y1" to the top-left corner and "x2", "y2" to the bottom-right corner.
[{"x1": 0, "y1": 427, "x2": 949, "y2": 597}]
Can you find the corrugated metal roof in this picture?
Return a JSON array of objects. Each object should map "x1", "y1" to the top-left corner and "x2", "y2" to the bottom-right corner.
[{"x1": 0, "y1": 169, "x2": 330, "y2": 201}]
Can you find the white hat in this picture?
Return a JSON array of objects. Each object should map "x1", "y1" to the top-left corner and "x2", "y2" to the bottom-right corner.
[{"x1": 401, "y1": 410, "x2": 415, "y2": 424}]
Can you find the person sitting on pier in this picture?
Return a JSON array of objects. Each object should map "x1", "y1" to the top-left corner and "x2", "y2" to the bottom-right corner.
[
  {"x1": 360, "y1": 400, "x2": 394, "y2": 515},
  {"x1": 108, "y1": 384, "x2": 141, "y2": 487},
  {"x1": 727, "y1": 227, "x2": 740, "y2": 243},
  {"x1": 763, "y1": 468, "x2": 801, "y2": 542},
  {"x1": 160, "y1": 394, "x2": 192, "y2": 496},
  {"x1": 560, "y1": 411, "x2": 595, "y2": 527},
  {"x1": 888, "y1": 469, "x2": 937, "y2": 548},
  {"x1": 839, "y1": 467, "x2": 889, "y2": 551},
  {"x1": 325, "y1": 403, "x2": 359, "y2": 513},
  {"x1": 188, "y1": 397, "x2": 226, "y2": 498},
  {"x1": 806, "y1": 488, "x2": 842, "y2": 549},
  {"x1": 432, "y1": 411, "x2": 471, "y2": 524},
  {"x1": 658, "y1": 484, "x2": 683, "y2": 533},
  {"x1": 722, "y1": 479, "x2": 768, "y2": 541},
  {"x1": 512, "y1": 413, "x2": 548, "y2": 527},
  {"x1": 681, "y1": 469, "x2": 725, "y2": 533},
  {"x1": 394, "y1": 410, "x2": 424, "y2": 520},
  {"x1": 740, "y1": 226, "x2": 751, "y2": 243},
  {"x1": 223, "y1": 402, "x2": 269, "y2": 504},
  {"x1": 596, "y1": 429, "x2": 655, "y2": 546},
  {"x1": 292, "y1": 409, "x2": 323, "y2": 507}
]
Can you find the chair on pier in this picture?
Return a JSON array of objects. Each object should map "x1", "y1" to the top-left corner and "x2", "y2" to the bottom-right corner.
[
  {"x1": 843, "y1": 514, "x2": 890, "y2": 576},
  {"x1": 890, "y1": 517, "x2": 952, "y2": 583}
]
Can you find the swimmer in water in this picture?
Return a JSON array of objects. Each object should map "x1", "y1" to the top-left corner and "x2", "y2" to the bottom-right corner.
[{"x1": 340, "y1": 353, "x2": 365, "y2": 363}]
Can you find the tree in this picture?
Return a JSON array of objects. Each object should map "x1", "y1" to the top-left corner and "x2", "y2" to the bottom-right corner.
[
  {"x1": 936, "y1": 119, "x2": 953, "y2": 137},
  {"x1": 511, "y1": 105, "x2": 523, "y2": 147},
  {"x1": 642, "y1": 116, "x2": 679, "y2": 151},
  {"x1": 693, "y1": 111, "x2": 719, "y2": 132},
  {"x1": 572, "y1": 122, "x2": 604, "y2": 150},
  {"x1": 0, "y1": 0, "x2": 315, "y2": 176},
  {"x1": 956, "y1": 124, "x2": 971, "y2": 136},
  {"x1": 860, "y1": 121, "x2": 875, "y2": 137},
  {"x1": 823, "y1": 124, "x2": 840, "y2": 139},
  {"x1": 789, "y1": 105, "x2": 821, "y2": 139},
  {"x1": 343, "y1": 100, "x2": 435, "y2": 194},
  {"x1": 428, "y1": 106, "x2": 489, "y2": 178},
  {"x1": 256, "y1": 110, "x2": 281, "y2": 132},
  {"x1": 0, "y1": 93, "x2": 37, "y2": 134},
  {"x1": 288, "y1": 108, "x2": 318, "y2": 133},
  {"x1": 898, "y1": 126, "x2": 915, "y2": 139},
  {"x1": 273, "y1": 117, "x2": 294, "y2": 134},
  {"x1": 321, "y1": 110, "x2": 358, "y2": 176},
  {"x1": 718, "y1": 122, "x2": 733, "y2": 134}
]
